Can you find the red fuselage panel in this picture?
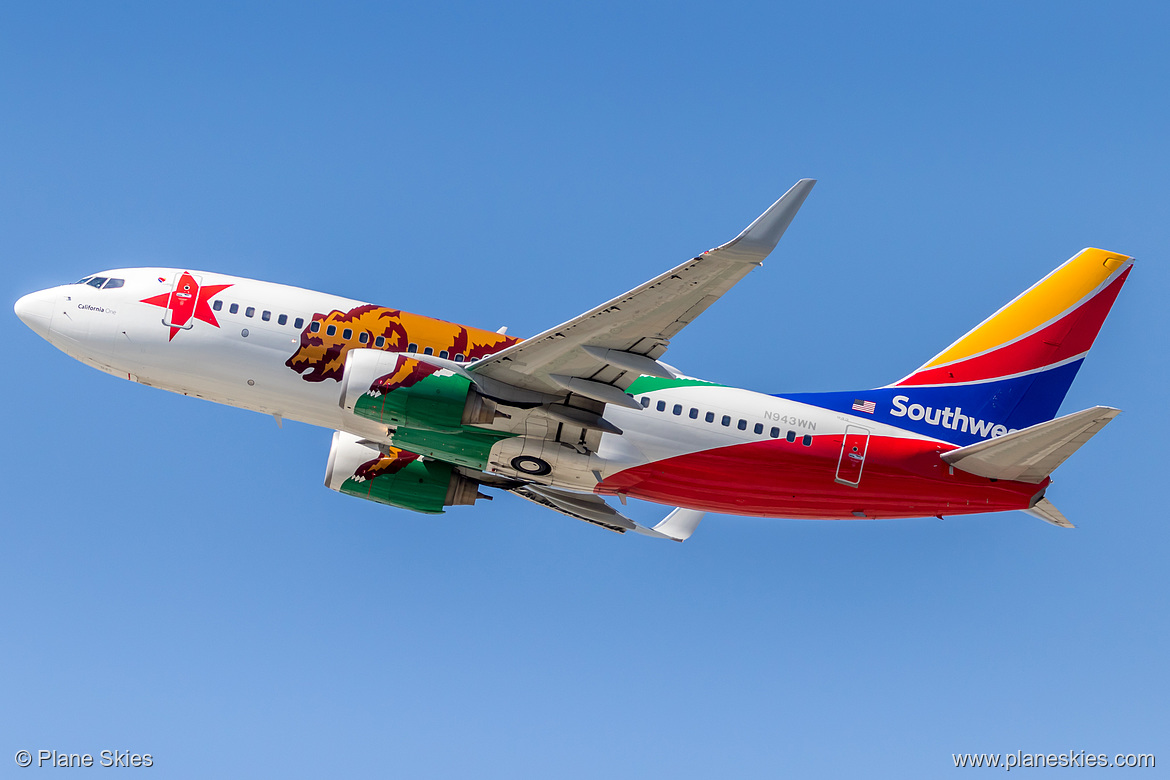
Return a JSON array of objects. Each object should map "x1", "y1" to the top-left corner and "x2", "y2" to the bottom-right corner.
[{"x1": 597, "y1": 435, "x2": 1044, "y2": 519}]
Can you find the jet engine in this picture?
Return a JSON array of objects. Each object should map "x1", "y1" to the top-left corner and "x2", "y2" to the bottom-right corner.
[
  {"x1": 339, "y1": 348, "x2": 496, "y2": 432},
  {"x1": 324, "y1": 431, "x2": 488, "y2": 514}
]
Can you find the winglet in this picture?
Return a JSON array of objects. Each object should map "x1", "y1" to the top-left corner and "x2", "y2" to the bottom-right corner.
[
  {"x1": 712, "y1": 179, "x2": 816, "y2": 263},
  {"x1": 633, "y1": 507, "x2": 705, "y2": 542}
]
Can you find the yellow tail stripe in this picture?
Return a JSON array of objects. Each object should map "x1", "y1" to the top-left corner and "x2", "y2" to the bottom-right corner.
[{"x1": 923, "y1": 248, "x2": 1131, "y2": 369}]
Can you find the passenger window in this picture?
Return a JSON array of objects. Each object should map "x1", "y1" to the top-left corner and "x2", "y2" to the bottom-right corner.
[
  {"x1": 802, "y1": 435, "x2": 812, "y2": 446},
  {"x1": 438, "y1": 350, "x2": 447, "y2": 359},
  {"x1": 212, "y1": 300, "x2": 223, "y2": 311},
  {"x1": 689, "y1": 408, "x2": 699, "y2": 419},
  {"x1": 278, "y1": 314, "x2": 287, "y2": 325},
  {"x1": 721, "y1": 415, "x2": 731, "y2": 426},
  {"x1": 786, "y1": 430, "x2": 796, "y2": 442},
  {"x1": 375, "y1": 336, "x2": 385, "y2": 348},
  {"x1": 705, "y1": 412, "x2": 715, "y2": 423},
  {"x1": 754, "y1": 423, "x2": 763, "y2": 434},
  {"x1": 454, "y1": 354, "x2": 464, "y2": 362},
  {"x1": 672, "y1": 404, "x2": 682, "y2": 415},
  {"x1": 423, "y1": 346, "x2": 434, "y2": 355},
  {"x1": 657, "y1": 401, "x2": 666, "y2": 412},
  {"x1": 87, "y1": 277, "x2": 107, "y2": 288},
  {"x1": 295, "y1": 318, "x2": 304, "y2": 329},
  {"x1": 262, "y1": 310, "x2": 271, "y2": 322},
  {"x1": 245, "y1": 306, "x2": 255, "y2": 318},
  {"x1": 326, "y1": 325, "x2": 336, "y2": 336},
  {"x1": 640, "y1": 397, "x2": 650, "y2": 408},
  {"x1": 770, "y1": 427, "x2": 780, "y2": 438},
  {"x1": 102, "y1": 278, "x2": 124, "y2": 289},
  {"x1": 342, "y1": 328, "x2": 353, "y2": 340},
  {"x1": 359, "y1": 332, "x2": 369, "y2": 344},
  {"x1": 309, "y1": 320, "x2": 319, "y2": 332},
  {"x1": 737, "y1": 419, "x2": 747, "y2": 431},
  {"x1": 230, "y1": 303, "x2": 240, "y2": 315},
  {"x1": 408, "y1": 343, "x2": 418, "y2": 353}
]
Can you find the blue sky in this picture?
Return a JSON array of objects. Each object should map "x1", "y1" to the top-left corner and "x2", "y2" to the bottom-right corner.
[{"x1": 2, "y1": 2, "x2": 1167, "y2": 777}]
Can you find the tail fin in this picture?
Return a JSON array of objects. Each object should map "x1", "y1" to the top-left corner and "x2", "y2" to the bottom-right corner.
[
  {"x1": 777, "y1": 248, "x2": 1132, "y2": 447},
  {"x1": 894, "y1": 248, "x2": 1132, "y2": 389},
  {"x1": 883, "y1": 248, "x2": 1132, "y2": 444}
]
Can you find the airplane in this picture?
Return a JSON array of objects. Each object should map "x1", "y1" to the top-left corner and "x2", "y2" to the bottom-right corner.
[{"x1": 14, "y1": 180, "x2": 1133, "y2": 540}]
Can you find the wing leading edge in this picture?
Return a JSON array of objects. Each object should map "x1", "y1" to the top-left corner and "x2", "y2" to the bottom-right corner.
[{"x1": 468, "y1": 179, "x2": 816, "y2": 400}]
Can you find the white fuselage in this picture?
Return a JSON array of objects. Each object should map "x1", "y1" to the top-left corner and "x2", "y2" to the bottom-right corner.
[{"x1": 19, "y1": 268, "x2": 882, "y2": 486}]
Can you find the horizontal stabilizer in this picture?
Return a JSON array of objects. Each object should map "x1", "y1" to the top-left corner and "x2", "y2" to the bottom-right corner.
[
  {"x1": 1024, "y1": 497, "x2": 1074, "y2": 529},
  {"x1": 941, "y1": 406, "x2": 1120, "y2": 484}
]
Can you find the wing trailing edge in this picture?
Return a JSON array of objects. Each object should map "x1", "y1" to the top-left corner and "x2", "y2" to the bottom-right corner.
[{"x1": 507, "y1": 484, "x2": 704, "y2": 541}]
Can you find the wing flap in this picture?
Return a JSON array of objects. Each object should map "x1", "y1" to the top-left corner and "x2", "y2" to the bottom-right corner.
[
  {"x1": 509, "y1": 485, "x2": 634, "y2": 533},
  {"x1": 507, "y1": 486, "x2": 705, "y2": 541}
]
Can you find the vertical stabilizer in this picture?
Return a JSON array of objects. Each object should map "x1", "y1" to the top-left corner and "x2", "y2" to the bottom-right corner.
[
  {"x1": 894, "y1": 248, "x2": 1132, "y2": 392},
  {"x1": 778, "y1": 249, "x2": 1132, "y2": 447}
]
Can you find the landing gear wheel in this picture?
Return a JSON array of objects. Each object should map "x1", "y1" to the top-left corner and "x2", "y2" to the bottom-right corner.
[{"x1": 510, "y1": 455, "x2": 552, "y2": 476}]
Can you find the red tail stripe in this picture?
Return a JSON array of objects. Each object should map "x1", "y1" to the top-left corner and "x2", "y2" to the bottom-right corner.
[{"x1": 896, "y1": 269, "x2": 1129, "y2": 387}]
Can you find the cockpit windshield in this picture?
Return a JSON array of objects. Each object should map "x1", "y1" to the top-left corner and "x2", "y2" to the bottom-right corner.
[{"x1": 73, "y1": 276, "x2": 124, "y2": 289}]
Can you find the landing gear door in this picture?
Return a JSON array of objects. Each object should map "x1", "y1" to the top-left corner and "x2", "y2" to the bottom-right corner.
[
  {"x1": 835, "y1": 425, "x2": 870, "y2": 487},
  {"x1": 161, "y1": 272, "x2": 203, "y2": 330}
]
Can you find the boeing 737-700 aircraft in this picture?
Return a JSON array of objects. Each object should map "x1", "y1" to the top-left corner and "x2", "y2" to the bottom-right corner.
[{"x1": 15, "y1": 180, "x2": 1132, "y2": 540}]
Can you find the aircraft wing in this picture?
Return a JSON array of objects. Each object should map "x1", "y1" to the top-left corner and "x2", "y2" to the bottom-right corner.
[
  {"x1": 508, "y1": 484, "x2": 706, "y2": 541},
  {"x1": 467, "y1": 179, "x2": 815, "y2": 404}
]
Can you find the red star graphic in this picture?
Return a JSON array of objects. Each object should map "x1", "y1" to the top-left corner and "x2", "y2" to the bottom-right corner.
[{"x1": 141, "y1": 272, "x2": 233, "y2": 340}]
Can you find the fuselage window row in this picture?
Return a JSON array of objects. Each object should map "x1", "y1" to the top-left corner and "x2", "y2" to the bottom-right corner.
[
  {"x1": 635, "y1": 396, "x2": 810, "y2": 444},
  {"x1": 206, "y1": 314, "x2": 460, "y2": 359},
  {"x1": 212, "y1": 298, "x2": 306, "y2": 329}
]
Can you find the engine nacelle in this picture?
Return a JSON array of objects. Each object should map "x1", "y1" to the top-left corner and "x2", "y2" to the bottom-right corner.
[
  {"x1": 339, "y1": 348, "x2": 495, "y2": 432},
  {"x1": 325, "y1": 431, "x2": 485, "y2": 514}
]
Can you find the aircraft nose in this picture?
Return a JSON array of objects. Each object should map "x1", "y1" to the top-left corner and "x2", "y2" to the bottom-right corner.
[{"x1": 14, "y1": 288, "x2": 55, "y2": 340}]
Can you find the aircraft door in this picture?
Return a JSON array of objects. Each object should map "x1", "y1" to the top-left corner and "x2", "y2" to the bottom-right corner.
[
  {"x1": 160, "y1": 272, "x2": 203, "y2": 331},
  {"x1": 834, "y1": 425, "x2": 870, "y2": 487}
]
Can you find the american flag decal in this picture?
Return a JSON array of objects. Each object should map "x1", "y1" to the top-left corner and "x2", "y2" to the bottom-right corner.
[{"x1": 852, "y1": 399, "x2": 876, "y2": 414}]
